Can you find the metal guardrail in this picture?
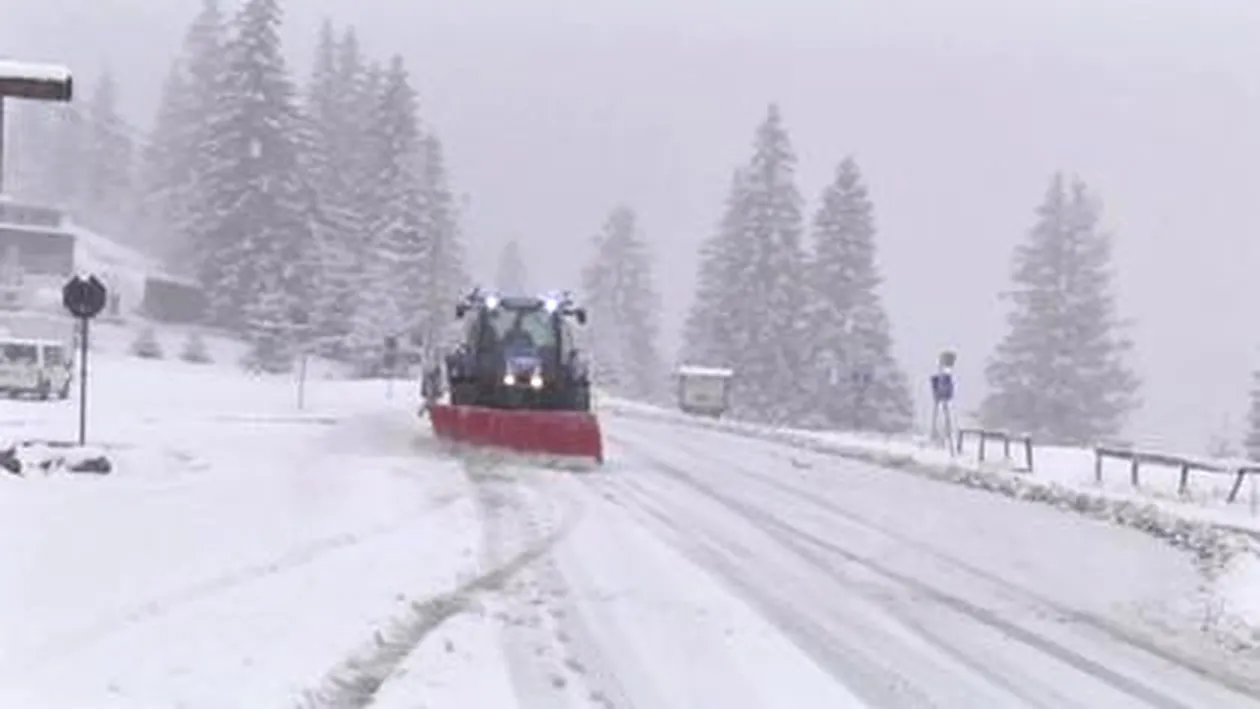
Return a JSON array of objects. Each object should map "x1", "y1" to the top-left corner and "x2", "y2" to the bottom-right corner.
[
  {"x1": 956, "y1": 427, "x2": 1034, "y2": 472},
  {"x1": 1093, "y1": 445, "x2": 1260, "y2": 503}
]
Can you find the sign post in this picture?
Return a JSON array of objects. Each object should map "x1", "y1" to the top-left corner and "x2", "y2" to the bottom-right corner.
[
  {"x1": 930, "y1": 350, "x2": 957, "y2": 454},
  {"x1": 0, "y1": 60, "x2": 73, "y2": 194},
  {"x1": 383, "y1": 335, "x2": 398, "y2": 400},
  {"x1": 61, "y1": 274, "x2": 107, "y2": 445},
  {"x1": 289, "y1": 306, "x2": 310, "y2": 410}
]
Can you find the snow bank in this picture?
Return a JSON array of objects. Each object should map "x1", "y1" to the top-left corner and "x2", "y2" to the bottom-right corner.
[
  {"x1": 599, "y1": 397, "x2": 1260, "y2": 644},
  {"x1": 0, "y1": 440, "x2": 112, "y2": 476},
  {"x1": 1218, "y1": 555, "x2": 1260, "y2": 632}
]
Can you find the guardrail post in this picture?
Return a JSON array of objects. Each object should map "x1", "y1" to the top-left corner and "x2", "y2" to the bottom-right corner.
[
  {"x1": 1129, "y1": 457, "x2": 1140, "y2": 487},
  {"x1": 978, "y1": 433, "x2": 987, "y2": 462},
  {"x1": 1023, "y1": 437, "x2": 1034, "y2": 472},
  {"x1": 1227, "y1": 469, "x2": 1247, "y2": 503},
  {"x1": 1094, "y1": 449, "x2": 1104, "y2": 483},
  {"x1": 1177, "y1": 463, "x2": 1190, "y2": 496}
]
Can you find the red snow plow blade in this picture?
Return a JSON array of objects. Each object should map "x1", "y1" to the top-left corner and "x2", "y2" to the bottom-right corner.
[{"x1": 427, "y1": 404, "x2": 604, "y2": 463}]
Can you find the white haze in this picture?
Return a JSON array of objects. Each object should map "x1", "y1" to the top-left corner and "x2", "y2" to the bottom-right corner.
[{"x1": 3, "y1": 0, "x2": 1259, "y2": 450}]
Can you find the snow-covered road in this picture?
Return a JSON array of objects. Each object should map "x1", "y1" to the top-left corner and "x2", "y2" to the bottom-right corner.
[
  {"x1": 2, "y1": 348, "x2": 1259, "y2": 707},
  {"x1": 599, "y1": 417, "x2": 1260, "y2": 708}
]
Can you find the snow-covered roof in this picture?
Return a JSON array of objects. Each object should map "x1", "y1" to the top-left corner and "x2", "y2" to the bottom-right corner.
[
  {"x1": 0, "y1": 60, "x2": 72, "y2": 85},
  {"x1": 676, "y1": 365, "x2": 734, "y2": 378}
]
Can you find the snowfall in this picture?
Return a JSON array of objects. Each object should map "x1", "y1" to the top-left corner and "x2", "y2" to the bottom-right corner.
[{"x1": 2, "y1": 323, "x2": 1260, "y2": 708}]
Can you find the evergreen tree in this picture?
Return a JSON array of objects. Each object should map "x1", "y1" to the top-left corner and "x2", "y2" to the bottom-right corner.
[
  {"x1": 301, "y1": 18, "x2": 359, "y2": 357},
  {"x1": 580, "y1": 205, "x2": 665, "y2": 401},
  {"x1": 726, "y1": 104, "x2": 809, "y2": 422},
  {"x1": 140, "y1": 65, "x2": 191, "y2": 257},
  {"x1": 806, "y1": 157, "x2": 912, "y2": 432},
  {"x1": 195, "y1": 0, "x2": 318, "y2": 368},
  {"x1": 495, "y1": 239, "x2": 530, "y2": 294},
  {"x1": 415, "y1": 134, "x2": 468, "y2": 356},
  {"x1": 305, "y1": 19, "x2": 341, "y2": 197},
  {"x1": 80, "y1": 71, "x2": 135, "y2": 239},
  {"x1": 143, "y1": 0, "x2": 226, "y2": 268},
  {"x1": 344, "y1": 47, "x2": 382, "y2": 215},
  {"x1": 682, "y1": 168, "x2": 748, "y2": 367},
  {"x1": 980, "y1": 174, "x2": 1140, "y2": 443},
  {"x1": 346, "y1": 54, "x2": 428, "y2": 374}
]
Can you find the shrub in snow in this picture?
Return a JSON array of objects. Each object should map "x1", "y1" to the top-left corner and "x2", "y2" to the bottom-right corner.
[
  {"x1": 180, "y1": 331, "x2": 212, "y2": 364},
  {"x1": 239, "y1": 339, "x2": 293, "y2": 375},
  {"x1": 129, "y1": 327, "x2": 164, "y2": 359}
]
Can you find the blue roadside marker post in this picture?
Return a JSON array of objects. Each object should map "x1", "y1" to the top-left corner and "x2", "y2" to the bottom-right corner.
[{"x1": 930, "y1": 350, "x2": 957, "y2": 455}]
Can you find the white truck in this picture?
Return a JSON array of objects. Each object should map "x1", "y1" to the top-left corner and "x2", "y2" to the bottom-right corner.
[
  {"x1": 675, "y1": 365, "x2": 734, "y2": 418},
  {"x1": 0, "y1": 336, "x2": 72, "y2": 399}
]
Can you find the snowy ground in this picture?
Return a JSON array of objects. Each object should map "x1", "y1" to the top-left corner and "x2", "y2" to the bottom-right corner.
[{"x1": 1, "y1": 345, "x2": 1259, "y2": 707}]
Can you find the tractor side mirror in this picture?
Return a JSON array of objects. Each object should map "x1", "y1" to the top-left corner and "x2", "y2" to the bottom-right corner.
[
  {"x1": 573, "y1": 307, "x2": 587, "y2": 325},
  {"x1": 455, "y1": 303, "x2": 467, "y2": 319}
]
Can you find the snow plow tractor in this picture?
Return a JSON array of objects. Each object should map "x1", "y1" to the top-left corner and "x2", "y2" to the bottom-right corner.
[{"x1": 423, "y1": 289, "x2": 603, "y2": 464}]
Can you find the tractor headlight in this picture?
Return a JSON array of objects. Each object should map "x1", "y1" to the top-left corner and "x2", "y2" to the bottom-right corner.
[
  {"x1": 503, "y1": 373, "x2": 516, "y2": 386},
  {"x1": 529, "y1": 373, "x2": 544, "y2": 389}
]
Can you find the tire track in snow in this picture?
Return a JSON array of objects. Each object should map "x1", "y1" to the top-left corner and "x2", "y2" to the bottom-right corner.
[
  {"x1": 297, "y1": 453, "x2": 598, "y2": 709},
  {"x1": 592, "y1": 467, "x2": 985, "y2": 708},
  {"x1": 295, "y1": 506, "x2": 575, "y2": 709},
  {"x1": 607, "y1": 433, "x2": 1260, "y2": 708},
  {"x1": 461, "y1": 456, "x2": 631, "y2": 709}
]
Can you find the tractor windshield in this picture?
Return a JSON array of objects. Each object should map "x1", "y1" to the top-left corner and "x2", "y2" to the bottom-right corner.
[{"x1": 485, "y1": 306, "x2": 557, "y2": 351}]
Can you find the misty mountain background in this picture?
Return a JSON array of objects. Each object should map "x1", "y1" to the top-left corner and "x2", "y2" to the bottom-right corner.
[{"x1": 3, "y1": 0, "x2": 1259, "y2": 449}]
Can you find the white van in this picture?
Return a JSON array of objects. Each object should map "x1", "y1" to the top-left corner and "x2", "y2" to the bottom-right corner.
[{"x1": 0, "y1": 338, "x2": 72, "y2": 400}]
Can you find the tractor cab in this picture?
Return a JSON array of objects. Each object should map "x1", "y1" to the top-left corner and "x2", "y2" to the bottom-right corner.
[{"x1": 446, "y1": 290, "x2": 591, "y2": 411}]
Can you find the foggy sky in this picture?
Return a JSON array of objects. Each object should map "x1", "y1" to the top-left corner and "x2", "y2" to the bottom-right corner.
[{"x1": 3, "y1": 0, "x2": 1259, "y2": 450}]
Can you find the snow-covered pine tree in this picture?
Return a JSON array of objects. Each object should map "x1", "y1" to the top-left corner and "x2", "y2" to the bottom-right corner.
[
  {"x1": 682, "y1": 168, "x2": 748, "y2": 368},
  {"x1": 300, "y1": 18, "x2": 360, "y2": 358},
  {"x1": 80, "y1": 71, "x2": 136, "y2": 240},
  {"x1": 806, "y1": 157, "x2": 912, "y2": 432},
  {"x1": 197, "y1": 0, "x2": 317, "y2": 364},
  {"x1": 142, "y1": 0, "x2": 226, "y2": 268},
  {"x1": 346, "y1": 54, "x2": 428, "y2": 375},
  {"x1": 495, "y1": 239, "x2": 530, "y2": 295},
  {"x1": 143, "y1": 0, "x2": 227, "y2": 277},
  {"x1": 305, "y1": 19, "x2": 340, "y2": 192},
  {"x1": 139, "y1": 66, "x2": 191, "y2": 257},
  {"x1": 727, "y1": 103, "x2": 810, "y2": 423},
  {"x1": 343, "y1": 43, "x2": 382, "y2": 217},
  {"x1": 240, "y1": 275, "x2": 296, "y2": 373},
  {"x1": 980, "y1": 173, "x2": 1140, "y2": 444},
  {"x1": 580, "y1": 205, "x2": 665, "y2": 401},
  {"x1": 415, "y1": 134, "x2": 468, "y2": 358}
]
